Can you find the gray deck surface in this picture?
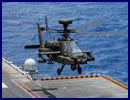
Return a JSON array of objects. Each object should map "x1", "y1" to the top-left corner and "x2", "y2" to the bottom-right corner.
[{"x1": 2, "y1": 60, "x2": 128, "y2": 98}]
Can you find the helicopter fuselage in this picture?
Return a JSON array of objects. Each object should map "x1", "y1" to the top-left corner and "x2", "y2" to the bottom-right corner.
[
  {"x1": 24, "y1": 17, "x2": 128, "y2": 75},
  {"x1": 24, "y1": 18, "x2": 96, "y2": 75},
  {"x1": 38, "y1": 38, "x2": 94, "y2": 66}
]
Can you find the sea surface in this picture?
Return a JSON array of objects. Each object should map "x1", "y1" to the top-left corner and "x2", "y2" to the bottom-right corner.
[{"x1": 2, "y1": 2, "x2": 128, "y2": 83}]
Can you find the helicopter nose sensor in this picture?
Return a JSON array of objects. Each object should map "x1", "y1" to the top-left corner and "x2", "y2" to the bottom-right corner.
[{"x1": 59, "y1": 18, "x2": 72, "y2": 24}]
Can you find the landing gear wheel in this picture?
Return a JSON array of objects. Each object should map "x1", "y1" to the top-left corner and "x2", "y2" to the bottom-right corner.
[
  {"x1": 77, "y1": 66, "x2": 82, "y2": 74},
  {"x1": 71, "y1": 65, "x2": 76, "y2": 71},
  {"x1": 57, "y1": 68, "x2": 61, "y2": 75}
]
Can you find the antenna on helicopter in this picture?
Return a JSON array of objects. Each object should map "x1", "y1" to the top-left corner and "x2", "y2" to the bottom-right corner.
[
  {"x1": 45, "y1": 16, "x2": 49, "y2": 32},
  {"x1": 45, "y1": 16, "x2": 50, "y2": 40}
]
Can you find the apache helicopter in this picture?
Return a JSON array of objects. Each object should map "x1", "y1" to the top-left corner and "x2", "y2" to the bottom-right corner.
[{"x1": 24, "y1": 17, "x2": 127, "y2": 75}]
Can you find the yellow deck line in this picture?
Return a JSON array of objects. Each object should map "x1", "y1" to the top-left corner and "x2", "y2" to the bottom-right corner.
[
  {"x1": 11, "y1": 80, "x2": 35, "y2": 98},
  {"x1": 41, "y1": 74, "x2": 101, "y2": 81},
  {"x1": 102, "y1": 75, "x2": 128, "y2": 90}
]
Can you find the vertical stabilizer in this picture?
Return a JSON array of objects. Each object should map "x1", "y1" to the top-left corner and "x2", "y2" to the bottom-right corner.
[{"x1": 37, "y1": 23, "x2": 44, "y2": 47}]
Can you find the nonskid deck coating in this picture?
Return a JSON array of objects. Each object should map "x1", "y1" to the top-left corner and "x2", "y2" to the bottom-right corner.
[{"x1": 2, "y1": 60, "x2": 128, "y2": 98}]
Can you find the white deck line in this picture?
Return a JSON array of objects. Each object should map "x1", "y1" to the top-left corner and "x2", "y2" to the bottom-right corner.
[{"x1": 2, "y1": 82, "x2": 8, "y2": 88}]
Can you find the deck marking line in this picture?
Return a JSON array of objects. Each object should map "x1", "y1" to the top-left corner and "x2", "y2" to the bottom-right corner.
[
  {"x1": 102, "y1": 75, "x2": 128, "y2": 90},
  {"x1": 11, "y1": 80, "x2": 35, "y2": 98},
  {"x1": 41, "y1": 74, "x2": 101, "y2": 81},
  {"x1": 18, "y1": 81, "x2": 40, "y2": 98},
  {"x1": 2, "y1": 82, "x2": 8, "y2": 88}
]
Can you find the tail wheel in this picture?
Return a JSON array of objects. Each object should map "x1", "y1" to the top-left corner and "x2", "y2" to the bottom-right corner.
[
  {"x1": 71, "y1": 65, "x2": 76, "y2": 71},
  {"x1": 77, "y1": 66, "x2": 82, "y2": 74},
  {"x1": 57, "y1": 68, "x2": 61, "y2": 75}
]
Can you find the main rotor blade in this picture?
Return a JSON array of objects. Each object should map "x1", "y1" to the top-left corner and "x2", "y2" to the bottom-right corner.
[
  {"x1": 77, "y1": 31, "x2": 128, "y2": 34},
  {"x1": 73, "y1": 19, "x2": 108, "y2": 30}
]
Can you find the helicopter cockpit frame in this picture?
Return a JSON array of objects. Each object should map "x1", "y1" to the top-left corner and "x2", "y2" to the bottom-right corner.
[{"x1": 63, "y1": 40, "x2": 83, "y2": 57}]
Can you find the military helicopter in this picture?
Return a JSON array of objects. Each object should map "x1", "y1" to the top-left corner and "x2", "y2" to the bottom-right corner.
[{"x1": 24, "y1": 16, "x2": 127, "y2": 75}]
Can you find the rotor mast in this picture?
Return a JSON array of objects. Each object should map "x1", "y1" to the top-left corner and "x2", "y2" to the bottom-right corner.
[{"x1": 59, "y1": 18, "x2": 72, "y2": 38}]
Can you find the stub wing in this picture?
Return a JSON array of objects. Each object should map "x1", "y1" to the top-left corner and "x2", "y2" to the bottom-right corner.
[
  {"x1": 38, "y1": 51, "x2": 60, "y2": 55},
  {"x1": 24, "y1": 45, "x2": 40, "y2": 49}
]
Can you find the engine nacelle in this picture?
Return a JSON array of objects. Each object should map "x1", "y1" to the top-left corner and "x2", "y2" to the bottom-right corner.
[{"x1": 45, "y1": 41, "x2": 59, "y2": 49}]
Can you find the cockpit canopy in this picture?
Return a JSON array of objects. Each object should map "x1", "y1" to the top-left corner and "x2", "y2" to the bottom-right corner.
[{"x1": 64, "y1": 41, "x2": 82, "y2": 56}]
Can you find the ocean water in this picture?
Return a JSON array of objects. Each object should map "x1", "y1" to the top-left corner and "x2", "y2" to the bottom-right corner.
[{"x1": 2, "y1": 2, "x2": 128, "y2": 83}]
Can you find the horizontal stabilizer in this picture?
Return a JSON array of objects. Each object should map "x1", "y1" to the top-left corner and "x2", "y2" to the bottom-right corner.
[{"x1": 24, "y1": 45, "x2": 40, "y2": 49}]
